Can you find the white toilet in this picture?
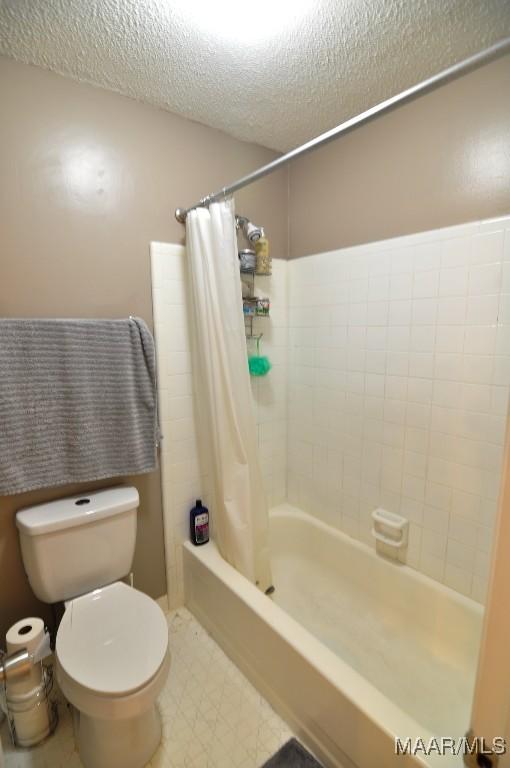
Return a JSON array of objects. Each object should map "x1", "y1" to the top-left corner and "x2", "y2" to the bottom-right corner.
[{"x1": 16, "y1": 486, "x2": 170, "y2": 768}]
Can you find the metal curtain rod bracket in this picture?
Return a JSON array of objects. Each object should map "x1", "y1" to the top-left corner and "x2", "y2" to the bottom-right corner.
[
  {"x1": 176, "y1": 209, "x2": 250, "y2": 227},
  {"x1": 175, "y1": 36, "x2": 510, "y2": 223},
  {"x1": 176, "y1": 190, "x2": 228, "y2": 223}
]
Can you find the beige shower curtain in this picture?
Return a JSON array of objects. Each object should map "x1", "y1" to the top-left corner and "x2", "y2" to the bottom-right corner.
[{"x1": 186, "y1": 199, "x2": 273, "y2": 592}]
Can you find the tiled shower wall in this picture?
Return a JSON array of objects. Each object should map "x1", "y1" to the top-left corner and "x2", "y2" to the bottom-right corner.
[
  {"x1": 287, "y1": 216, "x2": 510, "y2": 603},
  {"x1": 152, "y1": 216, "x2": 510, "y2": 606},
  {"x1": 151, "y1": 243, "x2": 287, "y2": 607}
]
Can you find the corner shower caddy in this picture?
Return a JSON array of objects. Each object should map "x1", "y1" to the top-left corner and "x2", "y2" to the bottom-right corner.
[{"x1": 241, "y1": 264, "x2": 270, "y2": 341}]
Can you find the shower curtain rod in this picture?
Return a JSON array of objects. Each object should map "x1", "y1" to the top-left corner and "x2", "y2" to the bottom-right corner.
[{"x1": 175, "y1": 36, "x2": 510, "y2": 223}]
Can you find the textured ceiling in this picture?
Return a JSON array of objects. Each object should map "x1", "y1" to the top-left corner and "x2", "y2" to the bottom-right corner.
[{"x1": 0, "y1": 0, "x2": 509, "y2": 151}]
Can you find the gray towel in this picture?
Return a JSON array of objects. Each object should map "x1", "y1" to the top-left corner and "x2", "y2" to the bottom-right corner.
[{"x1": 0, "y1": 317, "x2": 159, "y2": 495}]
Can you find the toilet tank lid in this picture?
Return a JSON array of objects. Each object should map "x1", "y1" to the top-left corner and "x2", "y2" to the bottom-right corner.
[{"x1": 16, "y1": 486, "x2": 139, "y2": 536}]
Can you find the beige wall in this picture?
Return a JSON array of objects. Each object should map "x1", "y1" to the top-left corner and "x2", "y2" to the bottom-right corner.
[
  {"x1": 289, "y1": 55, "x2": 510, "y2": 258},
  {"x1": 0, "y1": 56, "x2": 288, "y2": 640}
]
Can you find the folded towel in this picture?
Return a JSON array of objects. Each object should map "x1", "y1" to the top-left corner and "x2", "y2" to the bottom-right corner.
[{"x1": 0, "y1": 317, "x2": 159, "y2": 495}]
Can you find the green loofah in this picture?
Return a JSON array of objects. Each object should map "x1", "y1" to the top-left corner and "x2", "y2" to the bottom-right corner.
[{"x1": 248, "y1": 355, "x2": 272, "y2": 377}]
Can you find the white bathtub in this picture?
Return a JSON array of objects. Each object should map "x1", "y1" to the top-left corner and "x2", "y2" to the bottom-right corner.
[{"x1": 183, "y1": 503, "x2": 483, "y2": 768}]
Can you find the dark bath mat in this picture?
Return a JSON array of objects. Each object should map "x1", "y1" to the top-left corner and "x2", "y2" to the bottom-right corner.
[{"x1": 261, "y1": 738, "x2": 323, "y2": 767}]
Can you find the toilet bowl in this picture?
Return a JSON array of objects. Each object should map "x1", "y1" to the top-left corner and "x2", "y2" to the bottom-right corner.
[{"x1": 56, "y1": 581, "x2": 170, "y2": 768}]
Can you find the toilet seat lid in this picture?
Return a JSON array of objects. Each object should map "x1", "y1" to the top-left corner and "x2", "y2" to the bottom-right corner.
[{"x1": 56, "y1": 581, "x2": 168, "y2": 696}]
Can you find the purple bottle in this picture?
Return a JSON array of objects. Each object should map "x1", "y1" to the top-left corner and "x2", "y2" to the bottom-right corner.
[{"x1": 190, "y1": 499, "x2": 209, "y2": 545}]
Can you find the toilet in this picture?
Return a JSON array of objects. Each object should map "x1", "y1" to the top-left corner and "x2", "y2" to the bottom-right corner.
[{"x1": 16, "y1": 486, "x2": 170, "y2": 768}]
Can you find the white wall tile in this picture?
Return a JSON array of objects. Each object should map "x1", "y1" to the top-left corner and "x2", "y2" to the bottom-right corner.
[
  {"x1": 425, "y1": 480, "x2": 451, "y2": 512},
  {"x1": 462, "y1": 355, "x2": 494, "y2": 385},
  {"x1": 437, "y1": 297, "x2": 467, "y2": 325},
  {"x1": 390, "y1": 273, "x2": 413, "y2": 300},
  {"x1": 366, "y1": 326, "x2": 387, "y2": 349},
  {"x1": 405, "y1": 426, "x2": 429, "y2": 454},
  {"x1": 449, "y1": 513, "x2": 477, "y2": 547},
  {"x1": 446, "y1": 538, "x2": 475, "y2": 573},
  {"x1": 407, "y1": 377, "x2": 433, "y2": 404},
  {"x1": 391, "y1": 248, "x2": 414, "y2": 274},
  {"x1": 471, "y1": 230, "x2": 505, "y2": 264},
  {"x1": 439, "y1": 266, "x2": 468, "y2": 297},
  {"x1": 409, "y1": 352, "x2": 434, "y2": 378},
  {"x1": 441, "y1": 237, "x2": 472, "y2": 268},
  {"x1": 422, "y1": 527, "x2": 447, "y2": 558},
  {"x1": 432, "y1": 380, "x2": 462, "y2": 408},
  {"x1": 423, "y1": 505, "x2": 449, "y2": 535},
  {"x1": 410, "y1": 326, "x2": 435, "y2": 352},
  {"x1": 386, "y1": 375, "x2": 408, "y2": 400},
  {"x1": 434, "y1": 353, "x2": 463, "y2": 381},
  {"x1": 414, "y1": 242, "x2": 441, "y2": 271},
  {"x1": 464, "y1": 326, "x2": 497, "y2": 355},
  {"x1": 466, "y1": 294, "x2": 499, "y2": 325},
  {"x1": 366, "y1": 301, "x2": 389, "y2": 325},
  {"x1": 501, "y1": 262, "x2": 510, "y2": 292},
  {"x1": 368, "y1": 274, "x2": 390, "y2": 301},
  {"x1": 469, "y1": 263, "x2": 502, "y2": 295},
  {"x1": 386, "y1": 352, "x2": 409, "y2": 376},
  {"x1": 412, "y1": 298, "x2": 437, "y2": 325},
  {"x1": 413, "y1": 270, "x2": 439, "y2": 298},
  {"x1": 492, "y1": 385, "x2": 510, "y2": 414},
  {"x1": 498, "y1": 294, "x2": 510, "y2": 324},
  {"x1": 494, "y1": 356, "x2": 510, "y2": 386},
  {"x1": 389, "y1": 300, "x2": 412, "y2": 325}
]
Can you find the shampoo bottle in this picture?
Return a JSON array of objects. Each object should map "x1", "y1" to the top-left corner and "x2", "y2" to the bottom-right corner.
[
  {"x1": 255, "y1": 230, "x2": 271, "y2": 275},
  {"x1": 190, "y1": 499, "x2": 209, "y2": 545}
]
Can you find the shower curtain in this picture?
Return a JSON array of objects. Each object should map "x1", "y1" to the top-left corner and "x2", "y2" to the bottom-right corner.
[{"x1": 186, "y1": 199, "x2": 273, "y2": 592}]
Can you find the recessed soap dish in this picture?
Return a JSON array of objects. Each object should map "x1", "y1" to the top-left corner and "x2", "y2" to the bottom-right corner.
[{"x1": 371, "y1": 507, "x2": 408, "y2": 550}]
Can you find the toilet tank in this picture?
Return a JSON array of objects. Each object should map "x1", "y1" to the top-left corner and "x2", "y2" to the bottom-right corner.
[{"x1": 16, "y1": 486, "x2": 139, "y2": 603}]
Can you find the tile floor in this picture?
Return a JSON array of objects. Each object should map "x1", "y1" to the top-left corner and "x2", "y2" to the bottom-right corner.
[{"x1": 2, "y1": 607, "x2": 293, "y2": 768}]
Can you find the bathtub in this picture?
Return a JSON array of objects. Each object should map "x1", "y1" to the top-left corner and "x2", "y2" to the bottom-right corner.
[{"x1": 183, "y1": 503, "x2": 484, "y2": 768}]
